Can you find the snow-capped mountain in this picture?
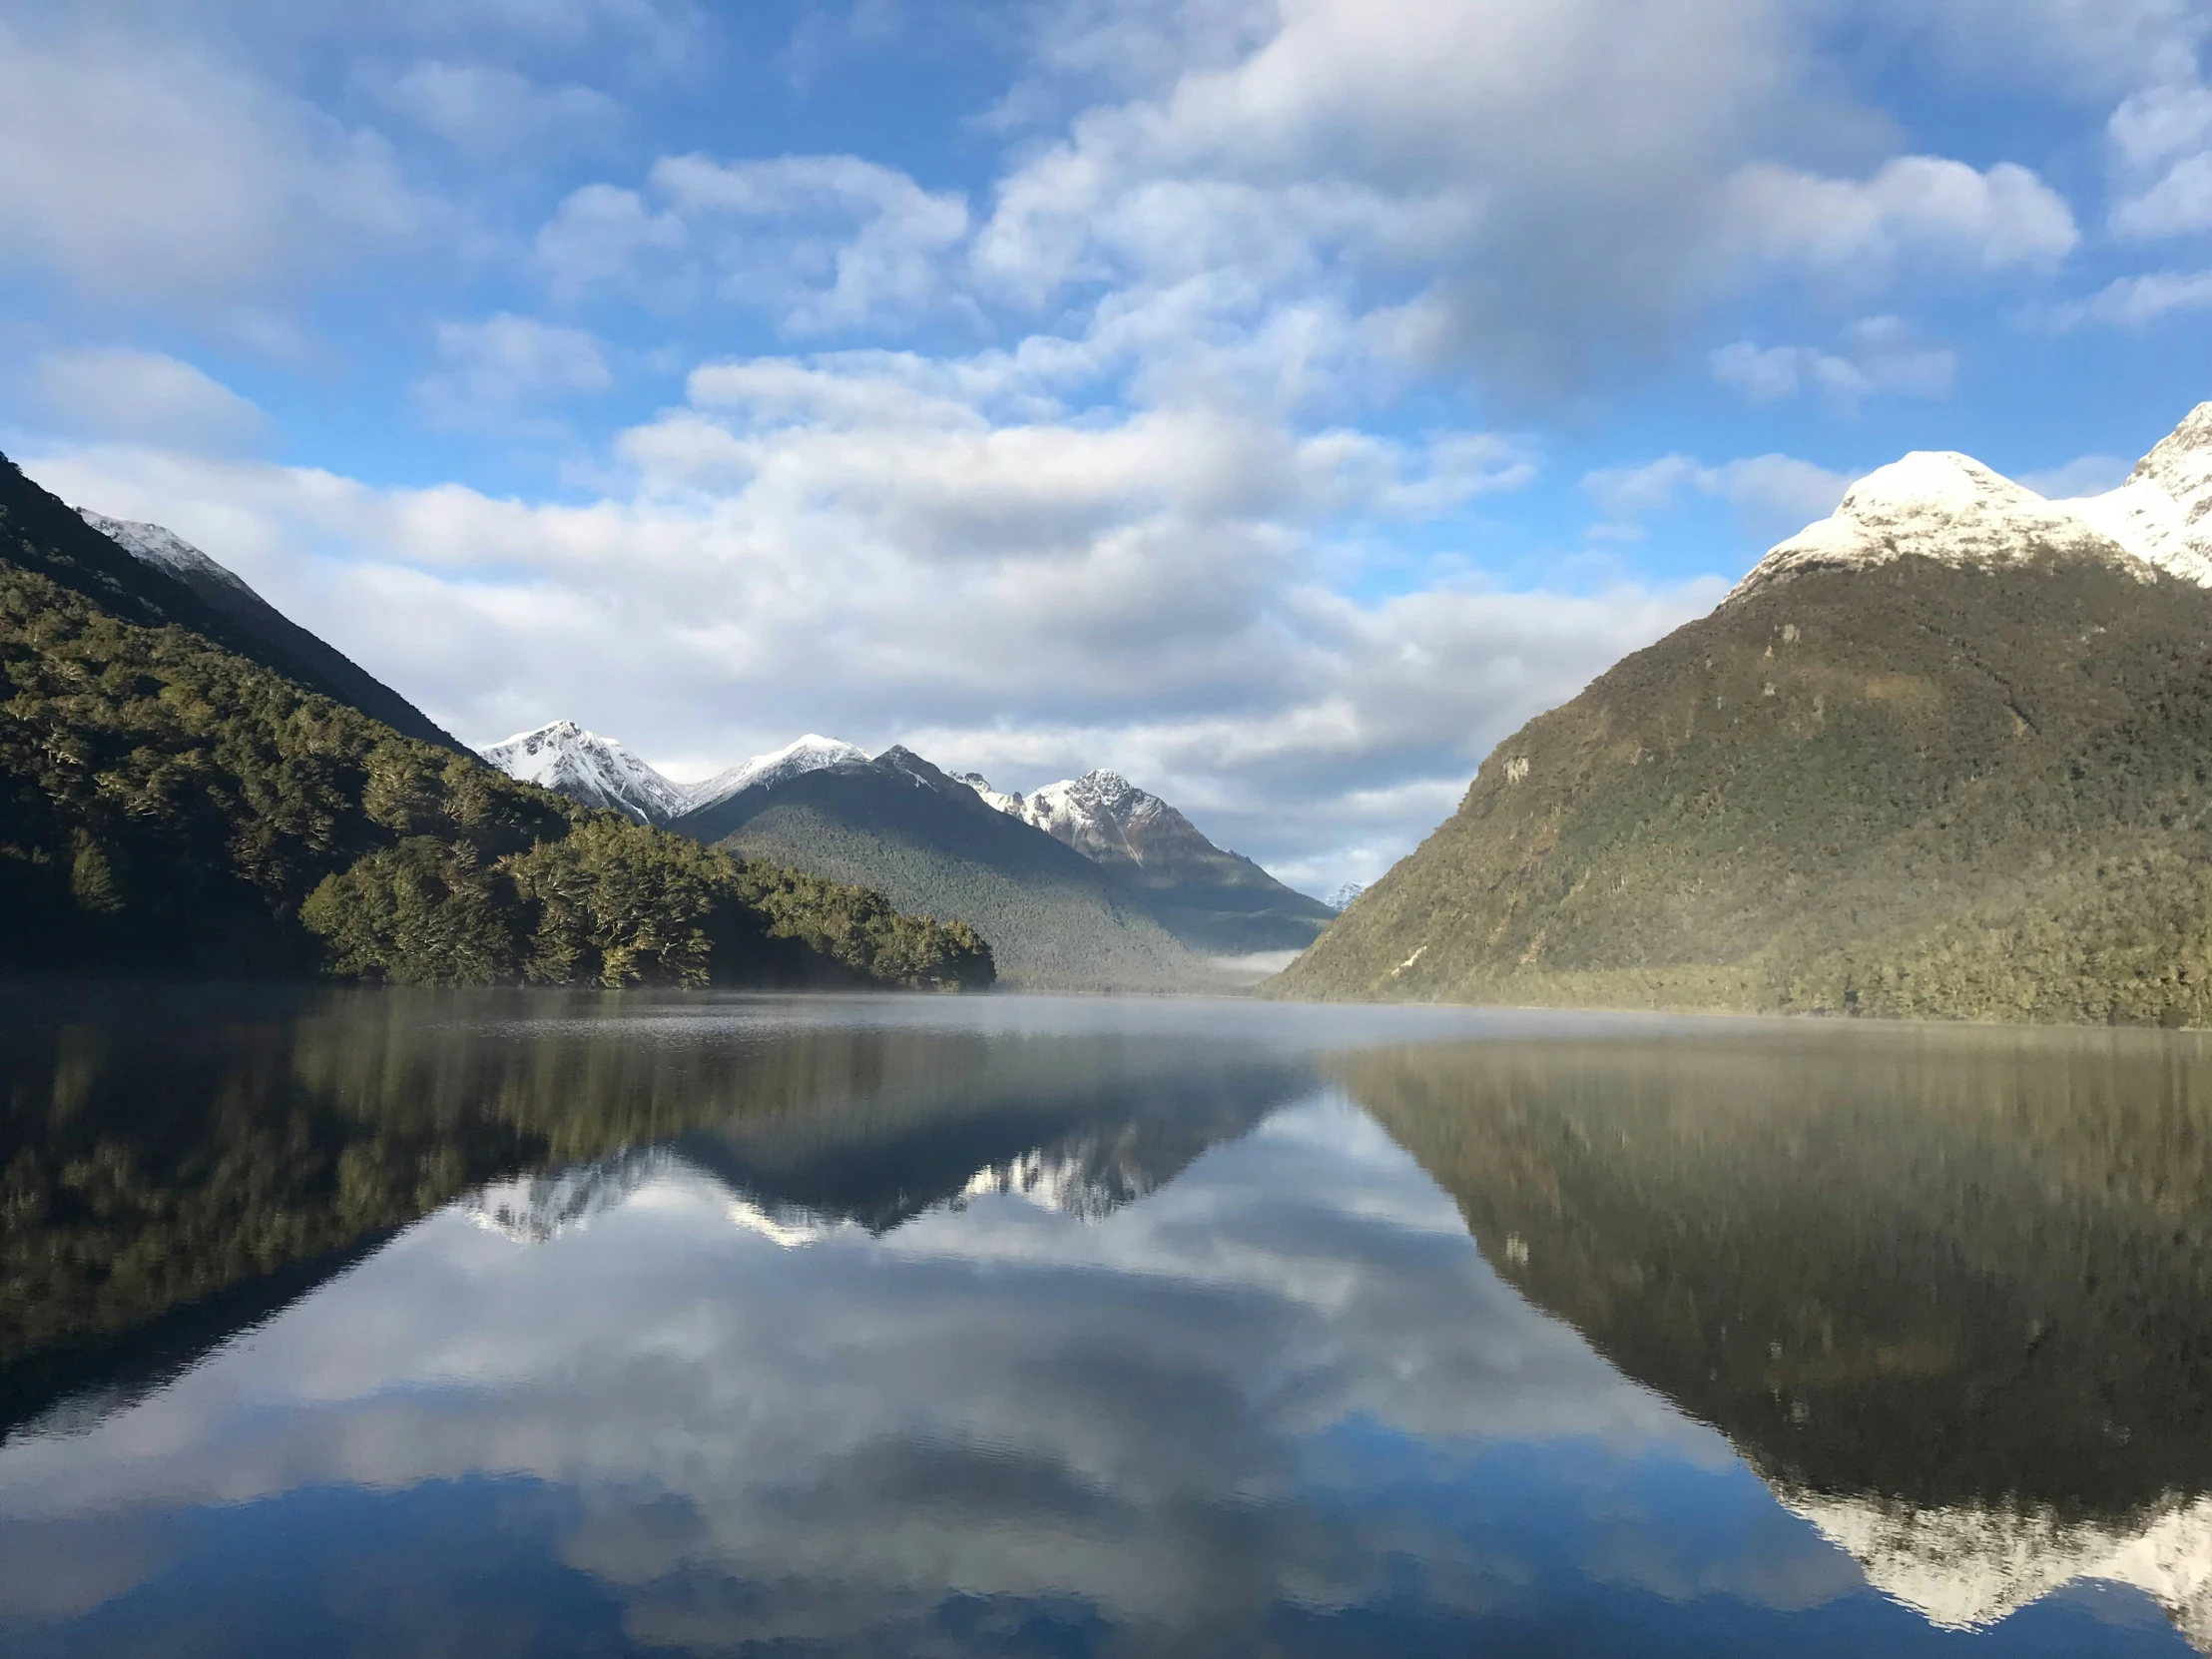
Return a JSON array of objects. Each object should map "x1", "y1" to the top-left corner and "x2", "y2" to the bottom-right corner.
[
  {"x1": 481, "y1": 720, "x2": 692, "y2": 826},
  {"x1": 953, "y1": 765, "x2": 1337, "y2": 955},
  {"x1": 687, "y1": 734, "x2": 869, "y2": 815},
  {"x1": 81, "y1": 510, "x2": 261, "y2": 601},
  {"x1": 956, "y1": 768, "x2": 1218, "y2": 870},
  {"x1": 1326, "y1": 882, "x2": 1365, "y2": 912},
  {"x1": 1736, "y1": 401, "x2": 2212, "y2": 597},
  {"x1": 2070, "y1": 401, "x2": 2212, "y2": 582},
  {"x1": 1778, "y1": 1486, "x2": 2212, "y2": 1652}
]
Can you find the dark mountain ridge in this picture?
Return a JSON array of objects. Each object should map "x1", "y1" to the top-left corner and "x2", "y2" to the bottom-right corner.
[
  {"x1": 78, "y1": 508, "x2": 461, "y2": 753},
  {"x1": 0, "y1": 461, "x2": 458, "y2": 753}
]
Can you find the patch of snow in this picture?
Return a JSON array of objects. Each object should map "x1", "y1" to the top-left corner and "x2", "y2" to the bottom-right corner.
[
  {"x1": 2065, "y1": 401, "x2": 2212, "y2": 586},
  {"x1": 481, "y1": 720, "x2": 692, "y2": 826},
  {"x1": 80, "y1": 510, "x2": 258, "y2": 600},
  {"x1": 1733, "y1": 404, "x2": 2212, "y2": 598},
  {"x1": 687, "y1": 733, "x2": 869, "y2": 813},
  {"x1": 1326, "y1": 882, "x2": 1366, "y2": 912},
  {"x1": 960, "y1": 767, "x2": 1187, "y2": 866},
  {"x1": 952, "y1": 771, "x2": 1025, "y2": 816}
]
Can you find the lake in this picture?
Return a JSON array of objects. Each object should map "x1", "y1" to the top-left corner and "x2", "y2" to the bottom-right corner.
[{"x1": 2, "y1": 987, "x2": 2208, "y2": 1656}]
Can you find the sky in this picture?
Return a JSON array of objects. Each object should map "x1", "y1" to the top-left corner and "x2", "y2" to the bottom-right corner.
[{"x1": 4, "y1": 0, "x2": 2210, "y2": 898}]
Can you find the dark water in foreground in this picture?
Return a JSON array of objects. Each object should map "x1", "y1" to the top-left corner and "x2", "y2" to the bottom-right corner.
[{"x1": 2, "y1": 989, "x2": 2210, "y2": 1657}]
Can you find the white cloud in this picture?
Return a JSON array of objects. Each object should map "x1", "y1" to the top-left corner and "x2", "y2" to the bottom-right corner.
[
  {"x1": 1873, "y1": 0, "x2": 2208, "y2": 96},
  {"x1": 961, "y1": 1, "x2": 2086, "y2": 402},
  {"x1": 1722, "y1": 157, "x2": 2078, "y2": 277},
  {"x1": 24, "y1": 336, "x2": 1679, "y2": 897},
  {"x1": 973, "y1": 0, "x2": 1813, "y2": 398},
  {"x1": 415, "y1": 313, "x2": 614, "y2": 426},
  {"x1": 2045, "y1": 268, "x2": 2212, "y2": 328},
  {"x1": 1710, "y1": 316, "x2": 1955, "y2": 408},
  {"x1": 1585, "y1": 452, "x2": 1855, "y2": 540},
  {"x1": 0, "y1": 21, "x2": 420, "y2": 304},
  {"x1": 31, "y1": 349, "x2": 266, "y2": 453},
  {"x1": 539, "y1": 154, "x2": 970, "y2": 334},
  {"x1": 2019, "y1": 454, "x2": 2133, "y2": 498},
  {"x1": 2104, "y1": 71, "x2": 2212, "y2": 242},
  {"x1": 366, "y1": 59, "x2": 622, "y2": 155}
]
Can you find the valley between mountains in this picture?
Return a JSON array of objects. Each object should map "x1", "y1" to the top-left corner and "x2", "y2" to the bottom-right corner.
[{"x1": 12, "y1": 400, "x2": 2212, "y2": 1022}]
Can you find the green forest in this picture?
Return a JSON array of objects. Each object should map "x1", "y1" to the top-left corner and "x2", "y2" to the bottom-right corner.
[
  {"x1": 1276, "y1": 554, "x2": 2212, "y2": 1025},
  {"x1": 0, "y1": 501, "x2": 991, "y2": 991}
]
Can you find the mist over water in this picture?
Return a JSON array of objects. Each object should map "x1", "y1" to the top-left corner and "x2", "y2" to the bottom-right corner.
[{"x1": 1, "y1": 990, "x2": 2207, "y2": 1656}]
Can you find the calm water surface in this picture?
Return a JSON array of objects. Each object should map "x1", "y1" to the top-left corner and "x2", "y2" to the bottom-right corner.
[{"x1": 2, "y1": 988, "x2": 2209, "y2": 1656}]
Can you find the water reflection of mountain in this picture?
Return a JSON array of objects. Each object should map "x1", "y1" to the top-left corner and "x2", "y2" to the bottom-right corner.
[
  {"x1": 0, "y1": 987, "x2": 1304, "y2": 1439},
  {"x1": 463, "y1": 1065, "x2": 1289, "y2": 1246},
  {"x1": 1337, "y1": 1027, "x2": 2212, "y2": 1646}
]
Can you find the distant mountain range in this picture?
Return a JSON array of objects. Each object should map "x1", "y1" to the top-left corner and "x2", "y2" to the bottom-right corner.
[
  {"x1": 481, "y1": 720, "x2": 1332, "y2": 986},
  {"x1": 1275, "y1": 401, "x2": 2212, "y2": 1024}
]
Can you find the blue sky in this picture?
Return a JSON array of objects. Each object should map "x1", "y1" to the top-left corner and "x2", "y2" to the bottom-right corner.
[{"x1": 5, "y1": 0, "x2": 2210, "y2": 894}]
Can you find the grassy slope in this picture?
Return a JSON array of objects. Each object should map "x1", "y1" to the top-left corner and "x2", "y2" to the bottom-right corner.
[
  {"x1": 681, "y1": 767, "x2": 1220, "y2": 991},
  {"x1": 1273, "y1": 555, "x2": 2212, "y2": 1025}
]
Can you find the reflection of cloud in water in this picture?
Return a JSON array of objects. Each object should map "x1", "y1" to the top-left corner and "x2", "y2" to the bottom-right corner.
[{"x1": 0, "y1": 1095, "x2": 1794, "y2": 1648}]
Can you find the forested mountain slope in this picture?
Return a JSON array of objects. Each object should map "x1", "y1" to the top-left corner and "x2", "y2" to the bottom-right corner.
[
  {"x1": 0, "y1": 462, "x2": 458, "y2": 753},
  {"x1": 0, "y1": 456, "x2": 989, "y2": 991},
  {"x1": 959, "y1": 767, "x2": 1335, "y2": 955},
  {"x1": 1274, "y1": 408, "x2": 2212, "y2": 1024},
  {"x1": 672, "y1": 747, "x2": 1218, "y2": 991},
  {"x1": 78, "y1": 508, "x2": 460, "y2": 753}
]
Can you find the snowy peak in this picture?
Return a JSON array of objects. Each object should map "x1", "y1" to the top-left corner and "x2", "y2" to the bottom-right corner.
[
  {"x1": 81, "y1": 510, "x2": 259, "y2": 601},
  {"x1": 1326, "y1": 882, "x2": 1366, "y2": 913},
  {"x1": 952, "y1": 771, "x2": 1024, "y2": 816},
  {"x1": 875, "y1": 744, "x2": 954, "y2": 791},
  {"x1": 2068, "y1": 400, "x2": 2212, "y2": 585},
  {"x1": 960, "y1": 767, "x2": 1201, "y2": 870},
  {"x1": 1734, "y1": 402, "x2": 2212, "y2": 598},
  {"x1": 481, "y1": 720, "x2": 691, "y2": 826},
  {"x1": 688, "y1": 733, "x2": 869, "y2": 813}
]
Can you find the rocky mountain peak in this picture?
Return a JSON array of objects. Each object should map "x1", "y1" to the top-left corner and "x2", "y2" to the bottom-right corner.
[
  {"x1": 480, "y1": 720, "x2": 692, "y2": 826},
  {"x1": 687, "y1": 733, "x2": 869, "y2": 814},
  {"x1": 875, "y1": 745, "x2": 967, "y2": 797}
]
